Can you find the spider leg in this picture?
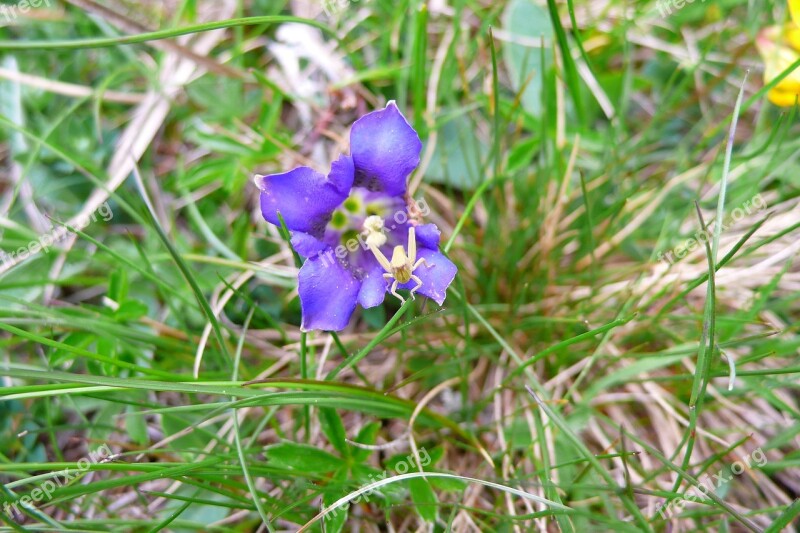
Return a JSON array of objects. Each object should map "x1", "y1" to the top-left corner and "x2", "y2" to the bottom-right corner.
[
  {"x1": 407, "y1": 226, "x2": 416, "y2": 264},
  {"x1": 413, "y1": 257, "x2": 432, "y2": 270},
  {"x1": 390, "y1": 279, "x2": 405, "y2": 304},
  {"x1": 409, "y1": 274, "x2": 423, "y2": 300},
  {"x1": 369, "y1": 243, "x2": 393, "y2": 273}
]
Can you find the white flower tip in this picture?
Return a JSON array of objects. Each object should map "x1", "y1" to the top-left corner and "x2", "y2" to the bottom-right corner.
[
  {"x1": 366, "y1": 232, "x2": 387, "y2": 248},
  {"x1": 363, "y1": 215, "x2": 384, "y2": 231}
]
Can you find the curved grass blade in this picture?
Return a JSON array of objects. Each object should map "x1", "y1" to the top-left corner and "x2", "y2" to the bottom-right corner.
[
  {"x1": 0, "y1": 16, "x2": 334, "y2": 50},
  {"x1": 298, "y1": 472, "x2": 572, "y2": 532}
]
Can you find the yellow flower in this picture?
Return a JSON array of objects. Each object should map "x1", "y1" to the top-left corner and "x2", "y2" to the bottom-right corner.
[{"x1": 756, "y1": 22, "x2": 800, "y2": 106}]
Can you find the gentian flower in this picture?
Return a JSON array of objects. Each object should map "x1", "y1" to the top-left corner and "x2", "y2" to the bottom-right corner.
[
  {"x1": 255, "y1": 102, "x2": 458, "y2": 332},
  {"x1": 756, "y1": 0, "x2": 800, "y2": 106}
]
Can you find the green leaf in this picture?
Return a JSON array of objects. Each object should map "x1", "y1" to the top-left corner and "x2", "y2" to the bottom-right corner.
[
  {"x1": 424, "y1": 116, "x2": 487, "y2": 190},
  {"x1": 163, "y1": 488, "x2": 230, "y2": 526},
  {"x1": 351, "y1": 422, "x2": 381, "y2": 462},
  {"x1": 162, "y1": 414, "x2": 208, "y2": 453},
  {"x1": 502, "y1": 0, "x2": 554, "y2": 117},
  {"x1": 320, "y1": 408, "x2": 349, "y2": 458},
  {"x1": 108, "y1": 268, "x2": 128, "y2": 302},
  {"x1": 322, "y1": 486, "x2": 348, "y2": 533},
  {"x1": 179, "y1": 156, "x2": 241, "y2": 191},
  {"x1": 361, "y1": 305, "x2": 386, "y2": 328},
  {"x1": 265, "y1": 443, "x2": 344, "y2": 474},
  {"x1": 114, "y1": 300, "x2": 149, "y2": 321},
  {"x1": 50, "y1": 331, "x2": 94, "y2": 367},
  {"x1": 408, "y1": 477, "x2": 438, "y2": 522},
  {"x1": 429, "y1": 476, "x2": 468, "y2": 491},
  {"x1": 125, "y1": 406, "x2": 149, "y2": 447},
  {"x1": 185, "y1": 127, "x2": 259, "y2": 158}
]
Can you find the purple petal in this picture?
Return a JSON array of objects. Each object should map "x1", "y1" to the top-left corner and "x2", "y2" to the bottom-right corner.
[
  {"x1": 327, "y1": 154, "x2": 356, "y2": 195},
  {"x1": 298, "y1": 255, "x2": 361, "y2": 332},
  {"x1": 398, "y1": 248, "x2": 457, "y2": 305},
  {"x1": 414, "y1": 223, "x2": 441, "y2": 249},
  {"x1": 386, "y1": 222, "x2": 442, "y2": 253},
  {"x1": 357, "y1": 255, "x2": 387, "y2": 309},
  {"x1": 350, "y1": 101, "x2": 421, "y2": 197},
  {"x1": 290, "y1": 232, "x2": 330, "y2": 259},
  {"x1": 256, "y1": 155, "x2": 354, "y2": 237}
]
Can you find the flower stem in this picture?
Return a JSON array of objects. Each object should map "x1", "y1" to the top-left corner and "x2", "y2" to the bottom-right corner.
[{"x1": 326, "y1": 299, "x2": 414, "y2": 381}]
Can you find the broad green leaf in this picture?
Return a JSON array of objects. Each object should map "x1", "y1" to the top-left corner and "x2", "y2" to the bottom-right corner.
[
  {"x1": 50, "y1": 331, "x2": 94, "y2": 367},
  {"x1": 265, "y1": 442, "x2": 344, "y2": 474},
  {"x1": 408, "y1": 477, "x2": 438, "y2": 522},
  {"x1": 114, "y1": 300, "x2": 149, "y2": 321},
  {"x1": 351, "y1": 422, "x2": 381, "y2": 462},
  {"x1": 126, "y1": 406, "x2": 149, "y2": 447},
  {"x1": 429, "y1": 476, "x2": 468, "y2": 491},
  {"x1": 502, "y1": 0, "x2": 553, "y2": 117},
  {"x1": 162, "y1": 413, "x2": 209, "y2": 453},
  {"x1": 322, "y1": 479, "x2": 349, "y2": 533},
  {"x1": 320, "y1": 408, "x2": 349, "y2": 458},
  {"x1": 108, "y1": 268, "x2": 128, "y2": 302},
  {"x1": 424, "y1": 116, "x2": 487, "y2": 190}
]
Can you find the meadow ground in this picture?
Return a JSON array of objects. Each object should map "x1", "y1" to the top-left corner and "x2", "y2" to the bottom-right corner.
[{"x1": 1, "y1": 0, "x2": 800, "y2": 531}]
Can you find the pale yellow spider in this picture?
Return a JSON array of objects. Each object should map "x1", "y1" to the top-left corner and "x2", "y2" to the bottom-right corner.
[{"x1": 364, "y1": 216, "x2": 432, "y2": 304}]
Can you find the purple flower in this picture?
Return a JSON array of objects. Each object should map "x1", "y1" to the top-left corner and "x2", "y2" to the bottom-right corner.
[{"x1": 255, "y1": 102, "x2": 458, "y2": 331}]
